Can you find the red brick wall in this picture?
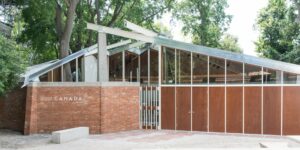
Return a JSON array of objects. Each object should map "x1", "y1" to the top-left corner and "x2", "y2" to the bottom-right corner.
[
  {"x1": 24, "y1": 83, "x2": 139, "y2": 135},
  {"x1": 0, "y1": 87, "x2": 27, "y2": 132},
  {"x1": 101, "y1": 86, "x2": 139, "y2": 133}
]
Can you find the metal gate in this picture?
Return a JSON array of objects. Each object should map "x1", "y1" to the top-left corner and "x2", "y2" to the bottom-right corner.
[{"x1": 140, "y1": 86, "x2": 160, "y2": 129}]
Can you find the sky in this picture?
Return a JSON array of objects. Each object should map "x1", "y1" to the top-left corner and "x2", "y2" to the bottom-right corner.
[{"x1": 156, "y1": 0, "x2": 268, "y2": 56}]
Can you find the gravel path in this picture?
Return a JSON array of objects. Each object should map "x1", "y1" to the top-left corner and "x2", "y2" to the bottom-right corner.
[
  {"x1": 1, "y1": 129, "x2": 300, "y2": 149},
  {"x1": 0, "y1": 130, "x2": 51, "y2": 149}
]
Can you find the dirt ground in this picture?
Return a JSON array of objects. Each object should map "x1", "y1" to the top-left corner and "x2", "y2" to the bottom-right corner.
[{"x1": 1, "y1": 129, "x2": 300, "y2": 149}]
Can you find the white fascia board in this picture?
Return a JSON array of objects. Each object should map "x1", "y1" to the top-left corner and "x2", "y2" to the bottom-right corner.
[
  {"x1": 87, "y1": 23, "x2": 154, "y2": 43},
  {"x1": 124, "y1": 20, "x2": 158, "y2": 37},
  {"x1": 108, "y1": 41, "x2": 146, "y2": 56},
  {"x1": 84, "y1": 40, "x2": 132, "y2": 56}
]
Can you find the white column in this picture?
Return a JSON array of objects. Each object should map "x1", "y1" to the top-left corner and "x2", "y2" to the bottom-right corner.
[
  {"x1": 98, "y1": 32, "x2": 109, "y2": 82},
  {"x1": 158, "y1": 46, "x2": 162, "y2": 129}
]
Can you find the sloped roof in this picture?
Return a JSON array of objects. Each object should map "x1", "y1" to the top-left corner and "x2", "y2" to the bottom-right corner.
[
  {"x1": 23, "y1": 21, "x2": 300, "y2": 87},
  {"x1": 155, "y1": 37, "x2": 300, "y2": 74},
  {"x1": 22, "y1": 41, "x2": 149, "y2": 86}
]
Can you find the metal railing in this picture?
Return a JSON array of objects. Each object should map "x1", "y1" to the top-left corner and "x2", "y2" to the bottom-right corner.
[{"x1": 139, "y1": 85, "x2": 159, "y2": 129}]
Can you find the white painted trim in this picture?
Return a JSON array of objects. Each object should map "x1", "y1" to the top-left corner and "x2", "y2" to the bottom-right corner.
[
  {"x1": 28, "y1": 82, "x2": 140, "y2": 87},
  {"x1": 87, "y1": 23, "x2": 154, "y2": 43},
  {"x1": 84, "y1": 40, "x2": 132, "y2": 56},
  {"x1": 109, "y1": 41, "x2": 146, "y2": 56}
]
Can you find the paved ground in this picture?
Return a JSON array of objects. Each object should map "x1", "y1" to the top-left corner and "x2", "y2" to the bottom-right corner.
[{"x1": 1, "y1": 129, "x2": 300, "y2": 149}]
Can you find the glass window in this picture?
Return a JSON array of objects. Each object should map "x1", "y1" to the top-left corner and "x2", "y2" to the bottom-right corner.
[
  {"x1": 140, "y1": 50, "x2": 148, "y2": 84},
  {"x1": 244, "y1": 64, "x2": 262, "y2": 84},
  {"x1": 150, "y1": 50, "x2": 158, "y2": 84},
  {"x1": 226, "y1": 60, "x2": 243, "y2": 84},
  {"x1": 125, "y1": 51, "x2": 138, "y2": 82},
  {"x1": 283, "y1": 72, "x2": 300, "y2": 84},
  {"x1": 263, "y1": 68, "x2": 281, "y2": 84},
  {"x1": 176, "y1": 49, "x2": 191, "y2": 84},
  {"x1": 193, "y1": 53, "x2": 208, "y2": 84},
  {"x1": 209, "y1": 56, "x2": 225, "y2": 84},
  {"x1": 109, "y1": 52, "x2": 123, "y2": 81},
  {"x1": 162, "y1": 47, "x2": 175, "y2": 84},
  {"x1": 52, "y1": 67, "x2": 62, "y2": 82}
]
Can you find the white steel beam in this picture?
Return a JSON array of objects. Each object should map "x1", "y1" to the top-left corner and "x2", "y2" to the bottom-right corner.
[
  {"x1": 124, "y1": 20, "x2": 158, "y2": 37},
  {"x1": 87, "y1": 23, "x2": 154, "y2": 43},
  {"x1": 158, "y1": 46, "x2": 162, "y2": 130},
  {"x1": 85, "y1": 40, "x2": 132, "y2": 56},
  {"x1": 109, "y1": 41, "x2": 146, "y2": 56}
]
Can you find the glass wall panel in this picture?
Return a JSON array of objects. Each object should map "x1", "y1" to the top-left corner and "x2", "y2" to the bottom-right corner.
[
  {"x1": 283, "y1": 72, "x2": 300, "y2": 84},
  {"x1": 244, "y1": 64, "x2": 262, "y2": 84},
  {"x1": 150, "y1": 50, "x2": 158, "y2": 84},
  {"x1": 162, "y1": 47, "x2": 175, "y2": 84},
  {"x1": 209, "y1": 57, "x2": 225, "y2": 84},
  {"x1": 140, "y1": 50, "x2": 148, "y2": 84},
  {"x1": 226, "y1": 60, "x2": 243, "y2": 84},
  {"x1": 125, "y1": 51, "x2": 138, "y2": 82},
  {"x1": 176, "y1": 49, "x2": 191, "y2": 84},
  {"x1": 263, "y1": 68, "x2": 281, "y2": 84},
  {"x1": 193, "y1": 53, "x2": 208, "y2": 84},
  {"x1": 109, "y1": 52, "x2": 123, "y2": 81},
  {"x1": 52, "y1": 67, "x2": 62, "y2": 82}
]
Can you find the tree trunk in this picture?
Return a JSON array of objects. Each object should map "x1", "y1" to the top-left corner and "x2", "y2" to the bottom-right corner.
[
  {"x1": 95, "y1": 0, "x2": 101, "y2": 24},
  {"x1": 296, "y1": 2, "x2": 300, "y2": 23},
  {"x1": 55, "y1": 0, "x2": 80, "y2": 81}
]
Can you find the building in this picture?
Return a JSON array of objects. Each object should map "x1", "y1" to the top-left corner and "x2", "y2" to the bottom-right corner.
[{"x1": 1, "y1": 20, "x2": 300, "y2": 136}]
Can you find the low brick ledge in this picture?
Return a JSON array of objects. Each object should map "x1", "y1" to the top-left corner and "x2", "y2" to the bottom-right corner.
[{"x1": 27, "y1": 82, "x2": 140, "y2": 87}]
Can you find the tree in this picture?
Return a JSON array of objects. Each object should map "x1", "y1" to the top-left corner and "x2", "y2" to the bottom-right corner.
[
  {"x1": 174, "y1": 0, "x2": 232, "y2": 48},
  {"x1": 0, "y1": 34, "x2": 27, "y2": 95},
  {"x1": 256, "y1": 0, "x2": 300, "y2": 63},
  {"x1": 18, "y1": 0, "x2": 174, "y2": 63},
  {"x1": 55, "y1": 0, "x2": 80, "y2": 81},
  {"x1": 294, "y1": 0, "x2": 300, "y2": 22},
  {"x1": 219, "y1": 34, "x2": 243, "y2": 53}
]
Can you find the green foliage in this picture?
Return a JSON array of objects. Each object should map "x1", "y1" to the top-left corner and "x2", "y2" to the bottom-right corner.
[
  {"x1": 219, "y1": 34, "x2": 243, "y2": 53},
  {"x1": 18, "y1": 0, "x2": 174, "y2": 64},
  {"x1": 0, "y1": 34, "x2": 28, "y2": 95},
  {"x1": 256, "y1": 0, "x2": 300, "y2": 63},
  {"x1": 18, "y1": 0, "x2": 58, "y2": 64},
  {"x1": 174, "y1": 0, "x2": 232, "y2": 48}
]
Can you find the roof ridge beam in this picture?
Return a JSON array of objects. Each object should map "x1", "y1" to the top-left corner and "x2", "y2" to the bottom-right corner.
[
  {"x1": 87, "y1": 23, "x2": 154, "y2": 43},
  {"x1": 85, "y1": 40, "x2": 132, "y2": 56}
]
